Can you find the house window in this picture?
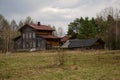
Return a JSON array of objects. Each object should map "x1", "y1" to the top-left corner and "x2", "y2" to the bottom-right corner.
[
  {"x1": 38, "y1": 41, "x2": 41, "y2": 47},
  {"x1": 29, "y1": 33, "x2": 32, "y2": 38},
  {"x1": 33, "y1": 41, "x2": 36, "y2": 48},
  {"x1": 26, "y1": 33, "x2": 28, "y2": 39},
  {"x1": 23, "y1": 42, "x2": 25, "y2": 48},
  {"x1": 30, "y1": 41, "x2": 32, "y2": 48},
  {"x1": 23, "y1": 33, "x2": 25, "y2": 39},
  {"x1": 26, "y1": 43, "x2": 29, "y2": 48},
  {"x1": 33, "y1": 32, "x2": 35, "y2": 38}
]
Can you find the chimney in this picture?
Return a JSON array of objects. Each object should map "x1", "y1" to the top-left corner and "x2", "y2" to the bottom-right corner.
[{"x1": 38, "y1": 22, "x2": 41, "y2": 26}]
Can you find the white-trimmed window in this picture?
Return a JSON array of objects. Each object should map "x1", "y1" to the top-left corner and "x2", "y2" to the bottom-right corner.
[
  {"x1": 33, "y1": 41, "x2": 36, "y2": 48},
  {"x1": 38, "y1": 42, "x2": 41, "y2": 47},
  {"x1": 26, "y1": 33, "x2": 28, "y2": 39},
  {"x1": 30, "y1": 42, "x2": 32, "y2": 48},
  {"x1": 23, "y1": 33, "x2": 25, "y2": 39},
  {"x1": 23, "y1": 42, "x2": 25, "y2": 48},
  {"x1": 33, "y1": 32, "x2": 35, "y2": 38},
  {"x1": 29, "y1": 33, "x2": 32, "y2": 38}
]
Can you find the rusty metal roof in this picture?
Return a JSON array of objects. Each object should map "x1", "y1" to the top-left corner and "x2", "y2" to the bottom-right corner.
[{"x1": 30, "y1": 24, "x2": 55, "y2": 31}]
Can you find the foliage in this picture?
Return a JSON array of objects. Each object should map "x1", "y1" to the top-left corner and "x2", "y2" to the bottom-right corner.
[
  {"x1": 97, "y1": 7, "x2": 120, "y2": 49},
  {"x1": 68, "y1": 7, "x2": 120, "y2": 50},
  {"x1": 58, "y1": 27, "x2": 64, "y2": 37},
  {"x1": 68, "y1": 17, "x2": 105, "y2": 39},
  {"x1": 0, "y1": 38, "x2": 3, "y2": 50},
  {"x1": 52, "y1": 26, "x2": 58, "y2": 36},
  {"x1": 10, "y1": 20, "x2": 18, "y2": 31},
  {"x1": 24, "y1": 16, "x2": 34, "y2": 25},
  {"x1": 68, "y1": 18, "x2": 82, "y2": 36},
  {"x1": 0, "y1": 14, "x2": 36, "y2": 52},
  {"x1": 18, "y1": 20, "x2": 24, "y2": 29},
  {"x1": 0, "y1": 18, "x2": 11, "y2": 52}
]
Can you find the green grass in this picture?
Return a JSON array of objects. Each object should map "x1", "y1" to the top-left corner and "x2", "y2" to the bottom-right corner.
[{"x1": 0, "y1": 50, "x2": 120, "y2": 80}]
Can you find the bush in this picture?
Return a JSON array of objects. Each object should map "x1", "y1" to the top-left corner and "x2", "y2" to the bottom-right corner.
[{"x1": 55, "y1": 49, "x2": 65, "y2": 66}]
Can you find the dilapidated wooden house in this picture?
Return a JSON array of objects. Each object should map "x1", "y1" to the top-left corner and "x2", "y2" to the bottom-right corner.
[
  {"x1": 61, "y1": 38, "x2": 105, "y2": 49},
  {"x1": 14, "y1": 22, "x2": 61, "y2": 51}
]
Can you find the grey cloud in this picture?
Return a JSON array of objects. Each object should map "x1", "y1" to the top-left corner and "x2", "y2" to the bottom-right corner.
[
  {"x1": 0, "y1": 0, "x2": 120, "y2": 34},
  {"x1": 0, "y1": 0, "x2": 51, "y2": 14}
]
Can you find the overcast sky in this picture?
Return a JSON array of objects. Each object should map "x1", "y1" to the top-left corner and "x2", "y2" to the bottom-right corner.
[{"x1": 0, "y1": 0, "x2": 120, "y2": 34}]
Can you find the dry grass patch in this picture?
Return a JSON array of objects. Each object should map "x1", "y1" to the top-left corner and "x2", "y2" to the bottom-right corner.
[{"x1": 0, "y1": 50, "x2": 120, "y2": 80}]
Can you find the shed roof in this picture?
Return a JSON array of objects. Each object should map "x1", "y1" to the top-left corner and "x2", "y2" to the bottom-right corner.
[{"x1": 61, "y1": 38, "x2": 104, "y2": 48}]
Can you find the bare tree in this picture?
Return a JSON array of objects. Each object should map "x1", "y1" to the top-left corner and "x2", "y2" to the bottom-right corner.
[
  {"x1": 58, "y1": 27, "x2": 64, "y2": 37},
  {"x1": 18, "y1": 20, "x2": 24, "y2": 29},
  {"x1": 10, "y1": 20, "x2": 18, "y2": 31},
  {"x1": 97, "y1": 7, "x2": 120, "y2": 49},
  {"x1": 24, "y1": 16, "x2": 33, "y2": 25},
  {"x1": 52, "y1": 26, "x2": 57, "y2": 36},
  {"x1": 1, "y1": 19, "x2": 12, "y2": 52},
  {"x1": 114, "y1": 8, "x2": 120, "y2": 42}
]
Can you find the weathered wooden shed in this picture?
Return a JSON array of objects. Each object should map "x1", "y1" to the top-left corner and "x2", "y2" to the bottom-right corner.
[{"x1": 61, "y1": 38, "x2": 105, "y2": 49}]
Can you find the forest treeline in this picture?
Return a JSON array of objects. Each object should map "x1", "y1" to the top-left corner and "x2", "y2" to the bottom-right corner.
[
  {"x1": 68, "y1": 7, "x2": 120, "y2": 49},
  {"x1": 0, "y1": 7, "x2": 120, "y2": 52}
]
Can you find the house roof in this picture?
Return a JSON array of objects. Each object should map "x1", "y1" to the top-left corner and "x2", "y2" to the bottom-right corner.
[
  {"x1": 30, "y1": 24, "x2": 55, "y2": 31},
  {"x1": 19, "y1": 23, "x2": 55, "y2": 31},
  {"x1": 39, "y1": 35, "x2": 61, "y2": 39},
  {"x1": 61, "y1": 35, "x2": 71, "y2": 42},
  {"x1": 61, "y1": 38, "x2": 105, "y2": 48},
  {"x1": 61, "y1": 35, "x2": 76, "y2": 42}
]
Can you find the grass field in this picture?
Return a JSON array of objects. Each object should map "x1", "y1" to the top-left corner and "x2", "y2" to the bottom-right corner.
[{"x1": 0, "y1": 50, "x2": 120, "y2": 80}]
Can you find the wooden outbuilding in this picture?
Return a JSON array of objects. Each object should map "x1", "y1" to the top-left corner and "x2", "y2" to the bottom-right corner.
[
  {"x1": 14, "y1": 22, "x2": 61, "y2": 51},
  {"x1": 61, "y1": 38, "x2": 105, "y2": 49}
]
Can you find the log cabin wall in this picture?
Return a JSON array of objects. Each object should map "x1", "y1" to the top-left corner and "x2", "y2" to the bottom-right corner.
[
  {"x1": 36, "y1": 30, "x2": 61, "y2": 48},
  {"x1": 22, "y1": 28, "x2": 36, "y2": 49},
  {"x1": 91, "y1": 41, "x2": 104, "y2": 49},
  {"x1": 36, "y1": 30, "x2": 52, "y2": 35},
  {"x1": 46, "y1": 39, "x2": 60, "y2": 47}
]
